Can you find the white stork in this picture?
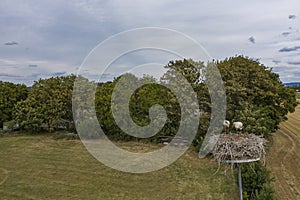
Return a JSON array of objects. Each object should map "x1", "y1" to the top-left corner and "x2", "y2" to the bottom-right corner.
[{"x1": 223, "y1": 120, "x2": 230, "y2": 133}]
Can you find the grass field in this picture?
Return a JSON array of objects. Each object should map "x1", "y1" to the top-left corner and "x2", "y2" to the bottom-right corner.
[
  {"x1": 0, "y1": 135, "x2": 238, "y2": 200},
  {"x1": 296, "y1": 92, "x2": 300, "y2": 99},
  {"x1": 267, "y1": 105, "x2": 300, "y2": 199}
]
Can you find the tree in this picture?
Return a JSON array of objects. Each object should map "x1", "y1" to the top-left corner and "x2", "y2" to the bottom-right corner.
[
  {"x1": 14, "y1": 75, "x2": 76, "y2": 132},
  {"x1": 217, "y1": 56, "x2": 298, "y2": 136},
  {"x1": 95, "y1": 74, "x2": 180, "y2": 141},
  {"x1": 0, "y1": 81, "x2": 28, "y2": 127},
  {"x1": 161, "y1": 59, "x2": 211, "y2": 147},
  {"x1": 95, "y1": 78, "x2": 123, "y2": 140}
]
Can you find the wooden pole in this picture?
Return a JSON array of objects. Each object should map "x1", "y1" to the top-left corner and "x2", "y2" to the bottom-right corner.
[{"x1": 237, "y1": 163, "x2": 243, "y2": 200}]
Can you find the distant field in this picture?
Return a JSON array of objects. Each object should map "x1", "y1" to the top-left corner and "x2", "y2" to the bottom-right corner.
[
  {"x1": 267, "y1": 105, "x2": 300, "y2": 199},
  {"x1": 296, "y1": 92, "x2": 300, "y2": 99},
  {"x1": 0, "y1": 135, "x2": 238, "y2": 200}
]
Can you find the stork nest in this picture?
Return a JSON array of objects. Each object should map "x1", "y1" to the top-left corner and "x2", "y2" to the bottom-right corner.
[{"x1": 212, "y1": 133, "x2": 266, "y2": 162}]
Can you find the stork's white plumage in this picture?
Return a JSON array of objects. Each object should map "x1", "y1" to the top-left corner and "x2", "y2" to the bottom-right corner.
[
  {"x1": 232, "y1": 122, "x2": 243, "y2": 132},
  {"x1": 223, "y1": 120, "x2": 230, "y2": 133}
]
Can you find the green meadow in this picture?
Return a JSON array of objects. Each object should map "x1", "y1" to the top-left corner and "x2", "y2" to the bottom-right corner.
[{"x1": 0, "y1": 135, "x2": 238, "y2": 200}]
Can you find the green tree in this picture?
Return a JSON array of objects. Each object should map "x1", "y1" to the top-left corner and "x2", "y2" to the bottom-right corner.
[
  {"x1": 14, "y1": 75, "x2": 76, "y2": 132},
  {"x1": 95, "y1": 74, "x2": 180, "y2": 141},
  {"x1": 217, "y1": 56, "x2": 297, "y2": 135},
  {"x1": 161, "y1": 59, "x2": 212, "y2": 145},
  {"x1": 130, "y1": 75, "x2": 180, "y2": 140},
  {"x1": 95, "y1": 78, "x2": 123, "y2": 140},
  {"x1": 0, "y1": 81, "x2": 28, "y2": 127}
]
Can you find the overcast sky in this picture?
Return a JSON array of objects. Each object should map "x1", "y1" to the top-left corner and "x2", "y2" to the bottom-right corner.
[{"x1": 1, "y1": 0, "x2": 300, "y2": 85}]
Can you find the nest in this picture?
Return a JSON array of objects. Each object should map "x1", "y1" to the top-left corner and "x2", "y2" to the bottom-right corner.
[{"x1": 212, "y1": 133, "x2": 266, "y2": 162}]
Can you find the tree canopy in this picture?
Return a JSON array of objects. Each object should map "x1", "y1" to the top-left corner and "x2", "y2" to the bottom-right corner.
[
  {"x1": 0, "y1": 81, "x2": 28, "y2": 127},
  {"x1": 2, "y1": 55, "x2": 297, "y2": 141},
  {"x1": 217, "y1": 56, "x2": 297, "y2": 136},
  {"x1": 14, "y1": 75, "x2": 76, "y2": 132}
]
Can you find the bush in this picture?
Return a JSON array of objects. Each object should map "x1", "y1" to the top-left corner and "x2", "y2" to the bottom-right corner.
[
  {"x1": 3, "y1": 120, "x2": 18, "y2": 131},
  {"x1": 241, "y1": 161, "x2": 275, "y2": 200},
  {"x1": 255, "y1": 183, "x2": 276, "y2": 200},
  {"x1": 0, "y1": 129, "x2": 4, "y2": 137}
]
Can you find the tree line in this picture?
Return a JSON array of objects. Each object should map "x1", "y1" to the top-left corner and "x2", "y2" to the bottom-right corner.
[{"x1": 0, "y1": 56, "x2": 297, "y2": 143}]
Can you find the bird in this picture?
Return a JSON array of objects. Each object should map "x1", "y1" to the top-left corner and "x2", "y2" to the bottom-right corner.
[{"x1": 223, "y1": 120, "x2": 230, "y2": 133}]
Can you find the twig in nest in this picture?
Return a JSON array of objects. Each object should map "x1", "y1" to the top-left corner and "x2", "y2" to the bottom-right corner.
[{"x1": 212, "y1": 133, "x2": 266, "y2": 162}]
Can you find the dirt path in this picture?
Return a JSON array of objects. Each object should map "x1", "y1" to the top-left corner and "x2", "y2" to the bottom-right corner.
[{"x1": 267, "y1": 105, "x2": 300, "y2": 199}]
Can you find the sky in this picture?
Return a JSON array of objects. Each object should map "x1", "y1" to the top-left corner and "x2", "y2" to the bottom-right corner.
[{"x1": 1, "y1": 0, "x2": 300, "y2": 85}]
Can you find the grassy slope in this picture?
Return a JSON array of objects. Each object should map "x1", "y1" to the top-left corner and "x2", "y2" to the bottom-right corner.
[
  {"x1": 267, "y1": 105, "x2": 300, "y2": 199},
  {"x1": 0, "y1": 135, "x2": 238, "y2": 200}
]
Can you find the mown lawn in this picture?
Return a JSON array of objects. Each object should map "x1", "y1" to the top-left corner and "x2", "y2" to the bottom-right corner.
[
  {"x1": 0, "y1": 134, "x2": 238, "y2": 200},
  {"x1": 267, "y1": 105, "x2": 300, "y2": 199}
]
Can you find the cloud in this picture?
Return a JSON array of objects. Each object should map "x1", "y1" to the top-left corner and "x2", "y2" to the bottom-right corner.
[
  {"x1": 248, "y1": 36, "x2": 255, "y2": 44},
  {"x1": 4, "y1": 41, "x2": 18, "y2": 46},
  {"x1": 287, "y1": 61, "x2": 300, "y2": 65},
  {"x1": 1, "y1": 0, "x2": 300, "y2": 83},
  {"x1": 288, "y1": 15, "x2": 296, "y2": 19},
  {"x1": 0, "y1": 73, "x2": 23, "y2": 78},
  {"x1": 101, "y1": 73, "x2": 116, "y2": 79},
  {"x1": 281, "y1": 32, "x2": 292, "y2": 36},
  {"x1": 279, "y1": 46, "x2": 300, "y2": 52},
  {"x1": 51, "y1": 72, "x2": 66, "y2": 76},
  {"x1": 272, "y1": 60, "x2": 281, "y2": 64},
  {"x1": 0, "y1": 58, "x2": 76, "y2": 85}
]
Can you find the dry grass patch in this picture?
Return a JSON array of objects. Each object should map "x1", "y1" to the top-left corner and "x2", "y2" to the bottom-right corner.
[{"x1": 267, "y1": 105, "x2": 300, "y2": 199}]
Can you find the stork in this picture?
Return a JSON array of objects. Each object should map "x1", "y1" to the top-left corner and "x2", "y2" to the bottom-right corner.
[{"x1": 223, "y1": 120, "x2": 230, "y2": 133}]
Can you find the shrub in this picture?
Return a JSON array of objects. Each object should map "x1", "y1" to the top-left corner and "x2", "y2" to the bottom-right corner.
[
  {"x1": 241, "y1": 161, "x2": 275, "y2": 200},
  {"x1": 3, "y1": 120, "x2": 18, "y2": 131},
  {"x1": 254, "y1": 183, "x2": 276, "y2": 200},
  {"x1": 0, "y1": 129, "x2": 4, "y2": 137}
]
